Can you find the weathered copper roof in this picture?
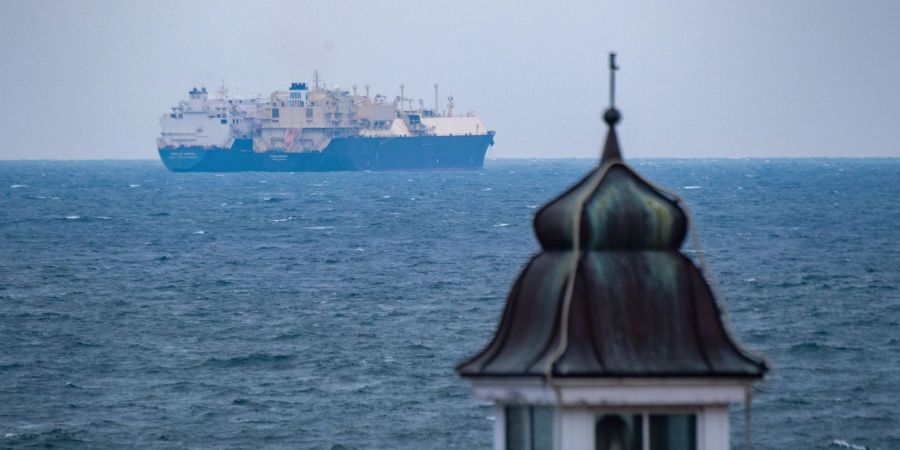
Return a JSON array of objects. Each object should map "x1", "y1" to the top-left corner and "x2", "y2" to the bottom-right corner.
[{"x1": 457, "y1": 113, "x2": 767, "y2": 379}]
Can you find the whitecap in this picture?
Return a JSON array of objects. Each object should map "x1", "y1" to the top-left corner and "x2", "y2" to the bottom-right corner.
[
  {"x1": 214, "y1": 174, "x2": 225, "y2": 177},
  {"x1": 526, "y1": 205, "x2": 538, "y2": 209},
  {"x1": 830, "y1": 440, "x2": 867, "y2": 450},
  {"x1": 95, "y1": 216, "x2": 112, "y2": 220},
  {"x1": 744, "y1": 278, "x2": 756, "y2": 282},
  {"x1": 65, "y1": 215, "x2": 81, "y2": 220},
  {"x1": 271, "y1": 217, "x2": 294, "y2": 222},
  {"x1": 683, "y1": 186, "x2": 702, "y2": 190},
  {"x1": 354, "y1": 247, "x2": 365, "y2": 252},
  {"x1": 306, "y1": 226, "x2": 334, "y2": 230},
  {"x1": 129, "y1": 184, "x2": 140, "y2": 188},
  {"x1": 9, "y1": 184, "x2": 25, "y2": 189},
  {"x1": 258, "y1": 180, "x2": 267, "y2": 183},
  {"x1": 494, "y1": 223, "x2": 510, "y2": 227},
  {"x1": 482, "y1": 187, "x2": 492, "y2": 191},
  {"x1": 193, "y1": 230, "x2": 206, "y2": 235},
  {"x1": 4, "y1": 433, "x2": 16, "y2": 439},
  {"x1": 382, "y1": 195, "x2": 392, "y2": 199}
]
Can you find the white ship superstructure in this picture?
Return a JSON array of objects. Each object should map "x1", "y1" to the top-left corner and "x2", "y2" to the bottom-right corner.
[{"x1": 158, "y1": 87, "x2": 261, "y2": 149}]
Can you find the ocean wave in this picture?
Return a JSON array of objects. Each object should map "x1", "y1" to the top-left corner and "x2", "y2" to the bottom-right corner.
[
  {"x1": 200, "y1": 353, "x2": 296, "y2": 369},
  {"x1": 787, "y1": 341, "x2": 858, "y2": 355},
  {"x1": 3, "y1": 428, "x2": 88, "y2": 446},
  {"x1": 328, "y1": 444, "x2": 358, "y2": 450},
  {"x1": 271, "y1": 332, "x2": 304, "y2": 341},
  {"x1": 830, "y1": 439, "x2": 868, "y2": 449}
]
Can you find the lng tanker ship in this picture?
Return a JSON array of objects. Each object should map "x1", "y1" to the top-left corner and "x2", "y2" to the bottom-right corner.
[{"x1": 157, "y1": 75, "x2": 494, "y2": 172}]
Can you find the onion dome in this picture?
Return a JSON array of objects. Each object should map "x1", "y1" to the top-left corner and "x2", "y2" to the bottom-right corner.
[{"x1": 457, "y1": 104, "x2": 767, "y2": 380}]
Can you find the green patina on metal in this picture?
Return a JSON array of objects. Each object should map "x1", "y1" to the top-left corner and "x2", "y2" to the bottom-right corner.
[
  {"x1": 582, "y1": 167, "x2": 685, "y2": 250},
  {"x1": 458, "y1": 121, "x2": 767, "y2": 380}
]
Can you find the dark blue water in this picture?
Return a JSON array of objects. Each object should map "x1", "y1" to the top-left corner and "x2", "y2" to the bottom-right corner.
[{"x1": 1, "y1": 159, "x2": 898, "y2": 449}]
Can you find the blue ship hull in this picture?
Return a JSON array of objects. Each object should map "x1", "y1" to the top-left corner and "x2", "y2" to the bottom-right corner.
[{"x1": 158, "y1": 133, "x2": 494, "y2": 172}]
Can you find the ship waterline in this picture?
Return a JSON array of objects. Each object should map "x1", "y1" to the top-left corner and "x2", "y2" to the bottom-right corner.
[{"x1": 159, "y1": 134, "x2": 494, "y2": 172}]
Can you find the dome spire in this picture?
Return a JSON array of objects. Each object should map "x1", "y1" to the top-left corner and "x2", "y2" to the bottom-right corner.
[{"x1": 601, "y1": 52, "x2": 622, "y2": 163}]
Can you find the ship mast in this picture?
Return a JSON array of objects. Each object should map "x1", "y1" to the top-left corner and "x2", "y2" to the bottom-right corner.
[
  {"x1": 434, "y1": 84, "x2": 439, "y2": 115},
  {"x1": 313, "y1": 70, "x2": 320, "y2": 90}
]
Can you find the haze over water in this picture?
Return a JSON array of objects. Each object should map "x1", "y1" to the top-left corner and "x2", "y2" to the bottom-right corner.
[{"x1": 1, "y1": 159, "x2": 897, "y2": 449}]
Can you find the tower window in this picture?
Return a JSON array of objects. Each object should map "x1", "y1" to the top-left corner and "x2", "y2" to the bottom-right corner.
[
  {"x1": 594, "y1": 413, "x2": 696, "y2": 450},
  {"x1": 506, "y1": 405, "x2": 553, "y2": 450}
]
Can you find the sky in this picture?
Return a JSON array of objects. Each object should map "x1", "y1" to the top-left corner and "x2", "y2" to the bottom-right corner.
[{"x1": 2, "y1": 0, "x2": 900, "y2": 159}]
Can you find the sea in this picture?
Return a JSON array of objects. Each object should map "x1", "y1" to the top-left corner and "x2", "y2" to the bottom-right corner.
[{"x1": 1, "y1": 158, "x2": 897, "y2": 449}]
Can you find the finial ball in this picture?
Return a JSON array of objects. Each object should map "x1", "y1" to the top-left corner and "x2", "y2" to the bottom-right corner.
[{"x1": 603, "y1": 107, "x2": 621, "y2": 126}]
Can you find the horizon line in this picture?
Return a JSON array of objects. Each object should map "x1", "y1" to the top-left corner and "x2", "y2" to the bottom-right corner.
[{"x1": 2, "y1": 155, "x2": 899, "y2": 162}]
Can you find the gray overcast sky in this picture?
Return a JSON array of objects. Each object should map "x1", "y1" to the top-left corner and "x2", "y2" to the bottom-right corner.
[{"x1": 2, "y1": 0, "x2": 900, "y2": 159}]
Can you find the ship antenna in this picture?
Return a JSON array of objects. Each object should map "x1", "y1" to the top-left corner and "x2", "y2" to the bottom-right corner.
[{"x1": 314, "y1": 70, "x2": 320, "y2": 90}]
